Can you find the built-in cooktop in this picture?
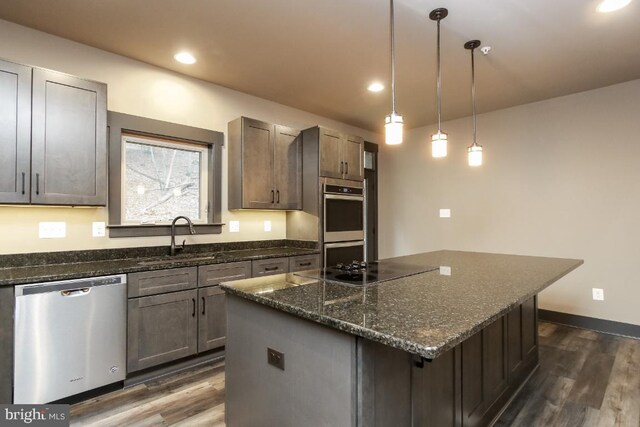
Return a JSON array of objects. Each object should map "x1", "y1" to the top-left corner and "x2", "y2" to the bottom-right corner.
[{"x1": 294, "y1": 260, "x2": 438, "y2": 286}]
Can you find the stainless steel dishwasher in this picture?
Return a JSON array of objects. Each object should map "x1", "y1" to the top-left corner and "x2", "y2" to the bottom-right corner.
[{"x1": 14, "y1": 274, "x2": 127, "y2": 404}]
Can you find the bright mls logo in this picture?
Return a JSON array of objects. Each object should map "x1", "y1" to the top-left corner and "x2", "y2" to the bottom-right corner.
[{"x1": 0, "y1": 405, "x2": 69, "y2": 426}]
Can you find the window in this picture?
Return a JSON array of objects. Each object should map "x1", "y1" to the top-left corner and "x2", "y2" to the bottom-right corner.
[
  {"x1": 122, "y1": 134, "x2": 208, "y2": 224},
  {"x1": 107, "y1": 112, "x2": 223, "y2": 237}
]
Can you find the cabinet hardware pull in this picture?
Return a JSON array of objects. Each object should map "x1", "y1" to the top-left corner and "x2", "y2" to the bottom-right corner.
[
  {"x1": 299, "y1": 262, "x2": 312, "y2": 266},
  {"x1": 192, "y1": 298, "x2": 196, "y2": 317},
  {"x1": 21, "y1": 172, "x2": 25, "y2": 195},
  {"x1": 35, "y1": 173, "x2": 40, "y2": 195},
  {"x1": 276, "y1": 190, "x2": 280, "y2": 203},
  {"x1": 271, "y1": 190, "x2": 275, "y2": 203},
  {"x1": 202, "y1": 297, "x2": 206, "y2": 315},
  {"x1": 345, "y1": 162, "x2": 349, "y2": 175},
  {"x1": 340, "y1": 161, "x2": 344, "y2": 174},
  {"x1": 264, "y1": 266, "x2": 279, "y2": 271}
]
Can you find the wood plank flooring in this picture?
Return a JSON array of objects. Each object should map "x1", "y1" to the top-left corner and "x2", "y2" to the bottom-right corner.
[{"x1": 70, "y1": 322, "x2": 640, "y2": 426}]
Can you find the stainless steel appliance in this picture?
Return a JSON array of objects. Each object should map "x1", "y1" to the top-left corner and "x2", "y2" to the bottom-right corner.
[
  {"x1": 323, "y1": 183, "x2": 364, "y2": 243},
  {"x1": 14, "y1": 274, "x2": 127, "y2": 404},
  {"x1": 295, "y1": 260, "x2": 438, "y2": 286}
]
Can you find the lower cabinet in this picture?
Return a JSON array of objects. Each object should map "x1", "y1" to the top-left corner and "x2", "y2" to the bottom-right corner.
[
  {"x1": 198, "y1": 286, "x2": 227, "y2": 352},
  {"x1": 127, "y1": 290, "x2": 198, "y2": 373}
]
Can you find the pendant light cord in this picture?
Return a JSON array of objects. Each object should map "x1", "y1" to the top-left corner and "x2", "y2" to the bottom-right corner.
[
  {"x1": 390, "y1": 0, "x2": 396, "y2": 115},
  {"x1": 471, "y1": 46, "x2": 477, "y2": 145},
  {"x1": 436, "y1": 18, "x2": 442, "y2": 132}
]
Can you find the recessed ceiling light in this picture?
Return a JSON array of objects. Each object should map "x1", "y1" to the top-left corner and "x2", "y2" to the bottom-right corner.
[
  {"x1": 174, "y1": 52, "x2": 197, "y2": 64},
  {"x1": 367, "y1": 82, "x2": 385, "y2": 92},
  {"x1": 596, "y1": 0, "x2": 632, "y2": 12}
]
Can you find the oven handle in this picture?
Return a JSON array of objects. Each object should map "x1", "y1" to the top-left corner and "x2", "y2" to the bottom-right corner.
[
  {"x1": 324, "y1": 194, "x2": 364, "y2": 201},
  {"x1": 324, "y1": 241, "x2": 365, "y2": 249}
]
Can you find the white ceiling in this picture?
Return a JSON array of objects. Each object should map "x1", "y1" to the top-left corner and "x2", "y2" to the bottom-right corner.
[{"x1": 1, "y1": 0, "x2": 638, "y2": 133}]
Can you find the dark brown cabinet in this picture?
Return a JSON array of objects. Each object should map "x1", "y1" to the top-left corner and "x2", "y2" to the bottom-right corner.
[
  {"x1": 289, "y1": 254, "x2": 320, "y2": 272},
  {"x1": 252, "y1": 257, "x2": 289, "y2": 277},
  {"x1": 0, "y1": 59, "x2": 31, "y2": 204},
  {"x1": 127, "y1": 289, "x2": 199, "y2": 373},
  {"x1": 307, "y1": 126, "x2": 364, "y2": 182},
  {"x1": 0, "y1": 59, "x2": 107, "y2": 206},
  {"x1": 198, "y1": 286, "x2": 227, "y2": 352},
  {"x1": 228, "y1": 117, "x2": 301, "y2": 210}
]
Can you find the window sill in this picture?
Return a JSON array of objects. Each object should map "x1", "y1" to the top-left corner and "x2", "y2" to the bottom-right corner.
[{"x1": 108, "y1": 223, "x2": 224, "y2": 238}]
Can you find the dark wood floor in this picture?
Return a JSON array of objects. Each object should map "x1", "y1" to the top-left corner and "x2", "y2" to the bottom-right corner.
[{"x1": 70, "y1": 322, "x2": 640, "y2": 426}]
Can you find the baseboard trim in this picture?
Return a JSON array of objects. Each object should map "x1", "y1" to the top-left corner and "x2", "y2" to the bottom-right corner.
[{"x1": 539, "y1": 309, "x2": 640, "y2": 339}]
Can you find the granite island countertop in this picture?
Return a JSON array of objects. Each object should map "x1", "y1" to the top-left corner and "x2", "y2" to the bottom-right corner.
[
  {"x1": 220, "y1": 250, "x2": 583, "y2": 359},
  {"x1": 0, "y1": 240, "x2": 318, "y2": 287}
]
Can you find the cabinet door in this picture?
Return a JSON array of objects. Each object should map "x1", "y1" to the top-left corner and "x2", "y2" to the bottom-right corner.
[
  {"x1": 252, "y1": 257, "x2": 289, "y2": 277},
  {"x1": 31, "y1": 69, "x2": 107, "y2": 205},
  {"x1": 342, "y1": 135, "x2": 364, "y2": 181},
  {"x1": 274, "y1": 125, "x2": 302, "y2": 210},
  {"x1": 319, "y1": 128, "x2": 343, "y2": 179},
  {"x1": 0, "y1": 287, "x2": 13, "y2": 404},
  {"x1": 241, "y1": 118, "x2": 275, "y2": 208},
  {"x1": 0, "y1": 60, "x2": 31, "y2": 204},
  {"x1": 127, "y1": 290, "x2": 198, "y2": 373},
  {"x1": 198, "y1": 286, "x2": 227, "y2": 352}
]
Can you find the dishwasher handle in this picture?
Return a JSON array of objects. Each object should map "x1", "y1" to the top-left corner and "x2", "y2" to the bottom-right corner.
[{"x1": 61, "y1": 288, "x2": 91, "y2": 297}]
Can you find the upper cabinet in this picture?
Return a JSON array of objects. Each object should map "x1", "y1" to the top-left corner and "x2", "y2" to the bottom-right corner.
[
  {"x1": 228, "y1": 117, "x2": 302, "y2": 210},
  {"x1": 0, "y1": 58, "x2": 107, "y2": 206},
  {"x1": 314, "y1": 127, "x2": 364, "y2": 181}
]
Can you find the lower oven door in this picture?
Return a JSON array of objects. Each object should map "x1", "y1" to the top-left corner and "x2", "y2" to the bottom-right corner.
[{"x1": 324, "y1": 241, "x2": 365, "y2": 268}]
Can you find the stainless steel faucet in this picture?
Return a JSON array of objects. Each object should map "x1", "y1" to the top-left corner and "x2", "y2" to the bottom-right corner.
[{"x1": 170, "y1": 216, "x2": 196, "y2": 256}]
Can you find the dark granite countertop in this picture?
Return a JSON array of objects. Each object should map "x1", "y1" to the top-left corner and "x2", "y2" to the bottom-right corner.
[
  {"x1": 220, "y1": 250, "x2": 583, "y2": 359},
  {"x1": 0, "y1": 240, "x2": 318, "y2": 287}
]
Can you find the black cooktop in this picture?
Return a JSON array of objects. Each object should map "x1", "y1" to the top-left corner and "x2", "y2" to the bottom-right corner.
[{"x1": 294, "y1": 260, "x2": 438, "y2": 286}]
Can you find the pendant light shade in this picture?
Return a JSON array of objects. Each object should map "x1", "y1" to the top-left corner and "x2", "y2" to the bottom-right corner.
[
  {"x1": 385, "y1": 112, "x2": 404, "y2": 145},
  {"x1": 385, "y1": 0, "x2": 403, "y2": 145},
  {"x1": 465, "y1": 40, "x2": 483, "y2": 167},
  {"x1": 429, "y1": 8, "x2": 448, "y2": 158}
]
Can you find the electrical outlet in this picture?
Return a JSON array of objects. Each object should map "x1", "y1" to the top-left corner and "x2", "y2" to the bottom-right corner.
[
  {"x1": 229, "y1": 220, "x2": 240, "y2": 232},
  {"x1": 39, "y1": 222, "x2": 66, "y2": 239},
  {"x1": 592, "y1": 288, "x2": 604, "y2": 301},
  {"x1": 264, "y1": 220, "x2": 272, "y2": 232},
  {"x1": 439, "y1": 266, "x2": 452, "y2": 276},
  {"x1": 92, "y1": 222, "x2": 106, "y2": 237},
  {"x1": 439, "y1": 208, "x2": 451, "y2": 218}
]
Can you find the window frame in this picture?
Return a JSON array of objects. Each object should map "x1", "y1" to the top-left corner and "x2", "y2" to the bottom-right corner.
[{"x1": 107, "y1": 111, "x2": 223, "y2": 238}]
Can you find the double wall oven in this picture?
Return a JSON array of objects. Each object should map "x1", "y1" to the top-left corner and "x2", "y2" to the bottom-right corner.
[{"x1": 323, "y1": 181, "x2": 365, "y2": 267}]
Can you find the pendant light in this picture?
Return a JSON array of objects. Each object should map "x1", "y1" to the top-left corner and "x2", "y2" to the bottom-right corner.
[
  {"x1": 465, "y1": 40, "x2": 483, "y2": 167},
  {"x1": 429, "y1": 8, "x2": 448, "y2": 158},
  {"x1": 385, "y1": 0, "x2": 403, "y2": 145}
]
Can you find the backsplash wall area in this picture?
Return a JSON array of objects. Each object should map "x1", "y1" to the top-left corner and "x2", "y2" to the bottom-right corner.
[
  {"x1": 0, "y1": 19, "x2": 379, "y2": 255},
  {"x1": 378, "y1": 78, "x2": 640, "y2": 327}
]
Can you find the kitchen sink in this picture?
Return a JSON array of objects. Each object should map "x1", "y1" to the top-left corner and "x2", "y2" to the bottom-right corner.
[{"x1": 137, "y1": 255, "x2": 217, "y2": 266}]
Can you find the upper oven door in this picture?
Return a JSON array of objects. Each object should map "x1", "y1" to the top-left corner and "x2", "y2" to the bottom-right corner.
[{"x1": 324, "y1": 194, "x2": 364, "y2": 242}]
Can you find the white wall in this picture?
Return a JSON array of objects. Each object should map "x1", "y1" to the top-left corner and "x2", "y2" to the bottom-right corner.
[
  {"x1": 379, "y1": 79, "x2": 640, "y2": 326},
  {"x1": 0, "y1": 19, "x2": 380, "y2": 254}
]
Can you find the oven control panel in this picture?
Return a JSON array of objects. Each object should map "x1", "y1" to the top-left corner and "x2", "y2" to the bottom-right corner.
[{"x1": 325, "y1": 184, "x2": 363, "y2": 195}]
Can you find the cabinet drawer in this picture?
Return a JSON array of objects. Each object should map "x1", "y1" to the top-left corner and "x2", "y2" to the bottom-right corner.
[
  {"x1": 289, "y1": 255, "x2": 320, "y2": 272},
  {"x1": 198, "y1": 261, "x2": 252, "y2": 288},
  {"x1": 128, "y1": 267, "x2": 197, "y2": 298},
  {"x1": 252, "y1": 257, "x2": 289, "y2": 277},
  {"x1": 127, "y1": 289, "x2": 198, "y2": 373}
]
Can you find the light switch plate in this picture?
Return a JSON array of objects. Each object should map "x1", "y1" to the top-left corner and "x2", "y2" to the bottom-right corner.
[
  {"x1": 92, "y1": 222, "x2": 106, "y2": 237},
  {"x1": 229, "y1": 220, "x2": 240, "y2": 232},
  {"x1": 264, "y1": 220, "x2": 272, "y2": 232},
  {"x1": 39, "y1": 222, "x2": 66, "y2": 239},
  {"x1": 439, "y1": 209, "x2": 451, "y2": 218},
  {"x1": 439, "y1": 266, "x2": 452, "y2": 276},
  {"x1": 592, "y1": 288, "x2": 604, "y2": 301}
]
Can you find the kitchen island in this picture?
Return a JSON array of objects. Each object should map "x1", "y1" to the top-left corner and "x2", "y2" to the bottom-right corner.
[{"x1": 221, "y1": 250, "x2": 583, "y2": 427}]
